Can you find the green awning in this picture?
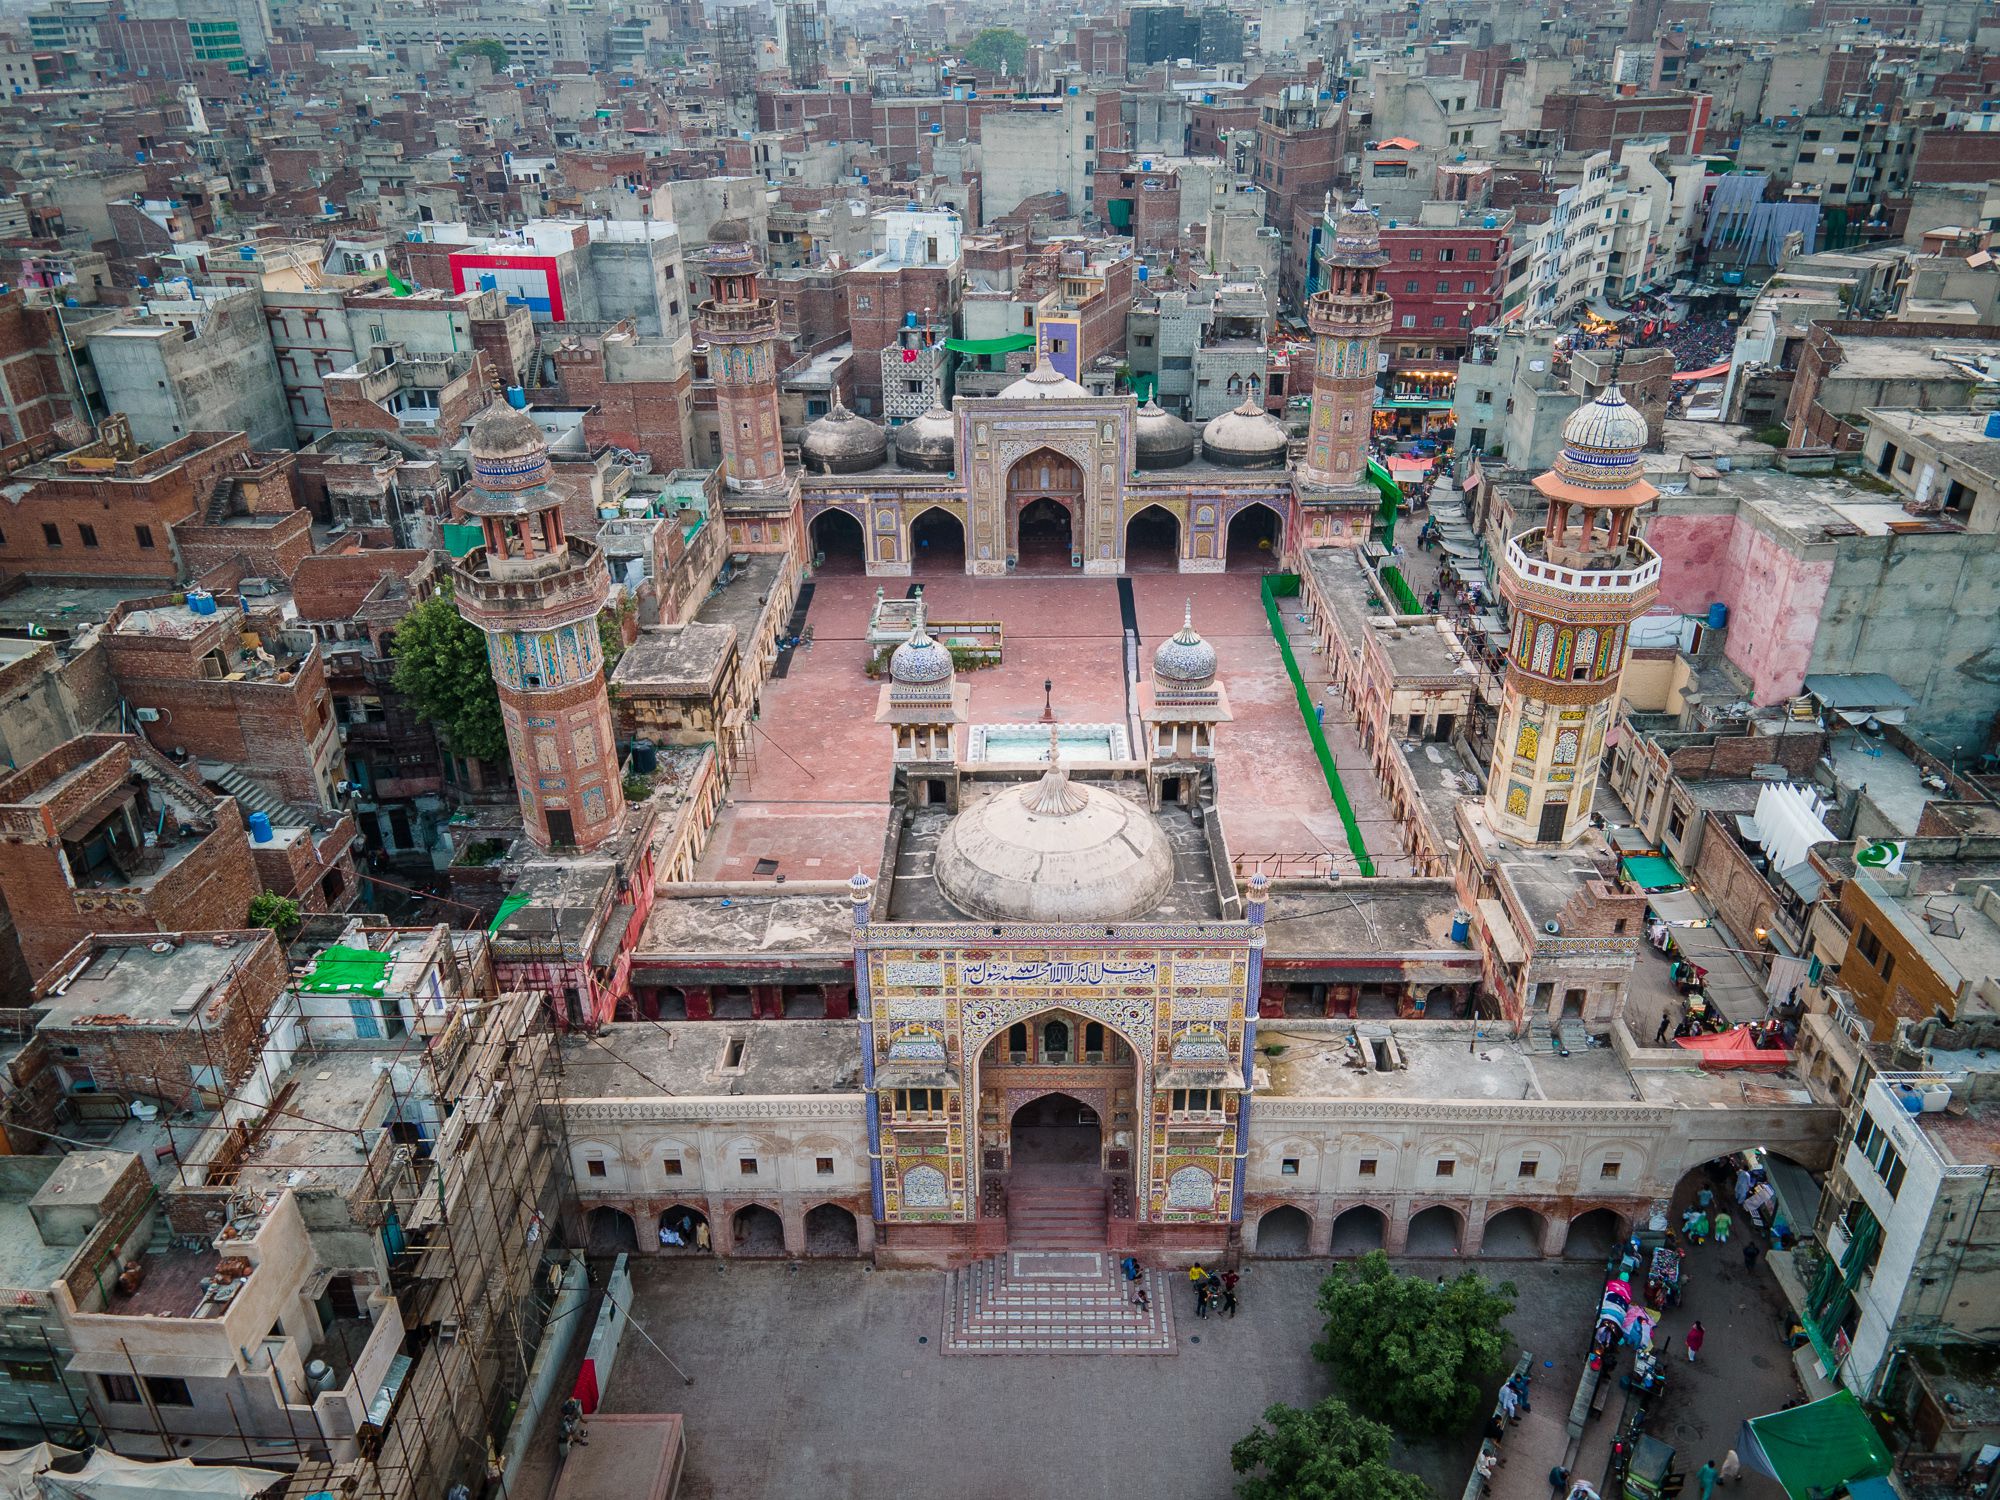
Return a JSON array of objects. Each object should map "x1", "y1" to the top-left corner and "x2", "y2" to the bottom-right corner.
[
  {"x1": 943, "y1": 332, "x2": 1035, "y2": 356},
  {"x1": 1622, "y1": 854, "x2": 1686, "y2": 891},
  {"x1": 299, "y1": 945, "x2": 393, "y2": 996},
  {"x1": 1739, "y1": 1392, "x2": 1892, "y2": 1500},
  {"x1": 488, "y1": 891, "x2": 532, "y2": 933}
]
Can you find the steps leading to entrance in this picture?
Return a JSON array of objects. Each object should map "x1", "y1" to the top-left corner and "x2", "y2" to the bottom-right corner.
[
  {"x1": 1005, "y1": 1181, "x2": 1108, "y2": 1250},
  {"x1": 943, "y1": 1251, "x2": 1176, "y2": 1354}
]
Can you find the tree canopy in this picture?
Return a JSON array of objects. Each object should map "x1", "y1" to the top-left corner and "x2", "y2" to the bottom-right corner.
[
  {"x1": 961, "y1": 27, "x2": 1027, "y2": 75},
  {"x1": 1312, "y1": 1251, "x2": 1516, "y2": 1435},
  {"x1": 1232, "y1": 1396, "x2": 1435, "y2": 1500},
  {"x1": 390, "y1": 585, "x2": 508, "y2": 764},
  {"x1": 452, "y1": 39, "x2": 510, "y2": 70}
]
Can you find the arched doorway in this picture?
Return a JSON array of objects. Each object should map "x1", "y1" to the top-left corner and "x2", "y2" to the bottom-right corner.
[
  {"x1": 1567, "y1": 1208, "x2": 1624, "y2": 1261},
  {"x1": 908, "y1": 506, "x2": 965, "y2": 575},
  {"x1": 731, "y1": 1204, "x2": 786, "y2": 1256},
  {"x1": 1010, "y1": 1091, "x2": 1101, "y2": 1170},
  {"x1": 1255, "y1": 1205, "x2": 1312, "y2": 1256},
  {"x1": 1007, "y1": 447, "x2": 1083, "y2": 571},
  {"x1": 656, "y1": 1205, "x2": 708, "y2": 1252},
  {"x1": 1482, "y1": 1206, "x2": 1546, "y2": 1257},
  {"x1": 1330, "y1": 1204, "x2": 1386, "y2": 1255},
  {"x1": 585, "y1": 1206, "x2": 638, "y2": 1255},
  {"x1": 1125, "y1": 504, "x2": 1181, "y2": 572},
  {"x1": 1406, "y1": 1205, "x2": 1462, "y2": 1255},
  {"x1": 1225, "y1": 502, "x2": 1283, "y2": 571},
  {"x1": 810, "y1": 508, "x2": 865, "y2": 573},
  {"x1": 804, "y1": 1203, "x2": 860, "y2": 1255}
]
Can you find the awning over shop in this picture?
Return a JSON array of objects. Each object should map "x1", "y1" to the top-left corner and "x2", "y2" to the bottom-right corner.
[
  {"x1": 1671, "y1": 362, "x2": 1731, "y2": 381},
  {"x1": 1675, "y1": 1024, "x2": 1793, "y2": 1071},
  {"x1": 943, "y1": 332, "x2": 1036, "y2": 355},
  {"x1": 1648, "y1": 889, "x2": 1708, "y2": 926},
  {"x1": 1621, "y1": 853, "x2": 1686, "y2": 891},
  {"x1": 1737, "y1": 1391, "x2": 1892, "y2": 1500},
  {"x1": 1477, "y1": 898, "x2": 1526, "y2": 965},
  {"x1": 1588, "y1": 297, "x2": 1631, "y2": 323}
]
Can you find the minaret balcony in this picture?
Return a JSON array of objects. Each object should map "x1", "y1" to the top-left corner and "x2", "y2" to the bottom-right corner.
[
  {"x1": 1502, "y1": 528, "x2": 1661, "y2": 599},
  {"x1": 697, "y1": 299, "x2": 779, "y2": 336},
  {"x1": 453, "y1": 539, "x2": 611, "y2": 624}
]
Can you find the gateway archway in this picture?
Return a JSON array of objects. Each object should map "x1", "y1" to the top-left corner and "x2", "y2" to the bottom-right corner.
[
  {"x1": 1008, "y1": 448, "x2": 1083, "y2": 571},
  {"x1": 810, "y1": 508, "x2": 865, "y2": 573},
  {"x1": 1125, "y1": 504, "x2": 1181, "y2": 572},
  {"x1": 1225, "y1": 502, "x2": 1284, "y2": 570},
  {"x1": 908, "y1": 506, "x2": 966, "y2": 575}
]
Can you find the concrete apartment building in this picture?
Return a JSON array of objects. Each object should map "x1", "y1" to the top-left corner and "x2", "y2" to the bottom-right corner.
[
  {"x1": 979, "y1": 94, "x2": 1109, "y2": 224},
  {"x1": 82, "y1": 289, "x2": 292, "y2": 454}
]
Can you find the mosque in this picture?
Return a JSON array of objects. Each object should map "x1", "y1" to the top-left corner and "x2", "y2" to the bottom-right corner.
[{"x1": 543, "y1": 202, "x2": 1835, "y2": 1280}]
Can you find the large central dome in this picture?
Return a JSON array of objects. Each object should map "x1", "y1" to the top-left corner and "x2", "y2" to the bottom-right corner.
[{"x1": 933, "y1": 758, "x2": 1175, "y2": 923}]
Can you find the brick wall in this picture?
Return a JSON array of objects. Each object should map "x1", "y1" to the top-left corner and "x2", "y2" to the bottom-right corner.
[
  {"x1": 1691, "y1": 811, "x2": 1779, "y2": 955},
  {"x1": 171, "y1": 507, "x2": 314, "y2": 585},
  {"x1": 1667, "y1": 728, "x2": 1825, "y2": 781}
]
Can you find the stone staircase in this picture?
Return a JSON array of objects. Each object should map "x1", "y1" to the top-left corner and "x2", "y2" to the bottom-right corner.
[
  {"x1": 1005, "y1": 1176, "x2": 1109, "y2": 1250},
  {"x1": 197, "y1": 762, "x2": 296, "y2": 823},
  {"x1": 942, "y1": 1250, "x2": 1175, "y2": 1355}
]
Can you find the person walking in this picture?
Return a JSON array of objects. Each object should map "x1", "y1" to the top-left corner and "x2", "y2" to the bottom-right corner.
[
  {"x1": 1713, "y1": 1211, "x2": 1732, "y2": 1245},
  {"x1": 1696, "y1": 1460, "x2": 1719, "y2": 1500},
  {"x1": 1656, "y1": 1011, "x2": 1673, "y2": 1045},
  {"x1": 1718, "y1": 1450, "x2": 1741, "y2": 1485},
  {"x1": 1696, "y1": 1186, "x2": 1716, "y2": 1213},
  {"x1": 1221, "y1": 1269, "x2": 1240, "y2": 1316},
  {"x1": 1743, "y1": 1240, "x2": 1763, "y2": 1274},
  {"x1": 1498, "y1": 1381, "x2": 1521, "y2": 1424},
  {"x1": 1686, "y1": 1321, "x2": 1706, "y2": 1362}
]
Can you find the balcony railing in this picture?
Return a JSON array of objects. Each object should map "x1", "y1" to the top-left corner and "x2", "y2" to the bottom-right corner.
[{"x1": 1502, "y1": 528, "x2": 1661, "y2": 598}]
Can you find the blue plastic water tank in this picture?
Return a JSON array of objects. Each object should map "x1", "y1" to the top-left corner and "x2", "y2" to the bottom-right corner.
[
  {"x1": 1450, "y1": 909, "x2": 1470, "y2": 944},
  {"x1": 248, "y1": 811, "x2": 274, "y2": 843},
  {"x1": 506, "y1": 385, "x2": 528, "y2": 410},
  {"x1": 1137, "y1": 265, "x2": 1149, "y2": 282},
  {"x1": 1483, "y1": 214, "x2": 1497, "y2": 229},
  {"x1": 1985, "y1": 411, "x2": 2000, "y2": 440},
  {"x1": 1706, "y1": 601, "x2": 1729, "y2": 630},
  {"x1": 186, "y1": 590, "x2": 217, "y2": 616}
]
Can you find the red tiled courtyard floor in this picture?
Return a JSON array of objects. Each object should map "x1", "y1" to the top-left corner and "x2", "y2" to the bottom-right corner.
[{"x1": 693, "y1": 564, "x2": 1414, "y2": 884}]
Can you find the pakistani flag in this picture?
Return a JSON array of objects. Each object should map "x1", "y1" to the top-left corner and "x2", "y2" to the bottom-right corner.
[
  {"x1": 1855, "y1": 839, "x2": 1905, "y2": 875},
  {"x1": 385, "y1": 267, "x2": 414, "y2": 296}
]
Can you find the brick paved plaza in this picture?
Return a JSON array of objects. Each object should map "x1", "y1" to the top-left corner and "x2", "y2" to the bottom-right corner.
[{"x1": 693, "y1": 565, "x2": 1413, "y2": 884}]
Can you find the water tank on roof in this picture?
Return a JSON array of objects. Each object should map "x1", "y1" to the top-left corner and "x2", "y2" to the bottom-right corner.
[
  {"x1": 506, "y1": 385, "x2": 528, "y2": 409},
  {"x1": 1985, "y1": 412, "x2": 2000, "y2": 440},
  {"x1": 239, "y1": 245, "x2": 257, "y2": 260},
  {"x1": 1483, "y1": 215, "x2": 1497, "y2": 229},
  {"x1": 1137, "y1": 265, "x2": 1148, "y2": 282},
  {"x1": 1707, "y1": 601, "x2": 1729, "y2": 630},
  {"x1": 630, "y1": 738, "x2": 658, "y2": 775},
  {"x1": 186, "y1": 589, "x2": 217, "y2": 616},
  {"x1": 248, "y1": 811, "x2": 274, "y2": 843}
]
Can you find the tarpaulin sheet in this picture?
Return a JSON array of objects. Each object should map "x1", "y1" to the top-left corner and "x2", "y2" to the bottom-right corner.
[
  {"x1": 297, "y1": 945, "x2": 393, "y2": 996},
  {"x1": 1675, "y1": 1024, "x2": 1793, "y2": 1071},
  {"x1": 1621, "y1": 854, "x2": 1686, "y2": 890},
  {"x1": 943, "y1": 332, "x2": 1035, "y2": 355},
  {"x1": 489, "y1": 891, "x2": 533, "y2": 933},
  {"x1": 1738, "y1": 1391, "x2": 1892, "y2": 1500}
]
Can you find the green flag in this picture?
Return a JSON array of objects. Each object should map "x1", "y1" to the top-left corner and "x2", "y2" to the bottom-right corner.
[{"x1": 385, "y1": 267, "x2": 414, "y2": 296}]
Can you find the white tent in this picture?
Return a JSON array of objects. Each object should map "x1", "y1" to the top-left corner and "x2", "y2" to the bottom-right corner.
[{"x1": 0, "y1": 1446, "x2": 281, "y2": 1500}]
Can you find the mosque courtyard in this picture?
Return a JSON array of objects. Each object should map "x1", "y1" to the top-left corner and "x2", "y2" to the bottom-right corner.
[{"x1": 692, "y1": 563, "x2": 1419, "y2": 885}]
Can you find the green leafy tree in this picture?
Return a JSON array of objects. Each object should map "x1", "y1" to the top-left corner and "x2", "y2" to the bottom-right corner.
[
  {"x1": 961, "y1": 27, "x2": 1027, "y2": 75},
  {"x1": 452, "y1": 38, "x2": 510, "y2": 69},
  {"x1": 247, "y1": 891, "x2": 300, "y2": 932},
  {"x1": 390, "y1": 585, "x2": 508, "y2": 764},
  {"x1": 1232, "y1": 1396, "x2": 1435, "y2": 1500},
  {"x1": 1312, "y1": 1251, "x2": 1516, "y2": 1435}
]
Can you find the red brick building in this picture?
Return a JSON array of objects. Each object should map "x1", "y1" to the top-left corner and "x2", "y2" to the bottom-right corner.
[
  {"x1": 1538, "y1": 91, "x2": 1712, "y2": 155},
  {"x1": 103, "y1": 595, "x2": 344, "y2": 811},
  {"x1": 1910, "y1": 127, "x2": 2000, "y2": 186},
  {"x1": 550, "y1": 320, "x2": 694, "y2": 473},
  {"x1": 0, "y1": 736, "x2": 262, "y2": 984},
  {"x1": 0, "y1": 290, "x2": 84, "y2": 444},
  {"x1": 1379, "y1": 209, "x2": 1513, "y2": 371}
]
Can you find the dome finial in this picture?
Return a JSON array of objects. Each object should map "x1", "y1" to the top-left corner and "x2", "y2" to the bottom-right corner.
[
  {"x1": 1026, "y1": 726, "x2": 1089, "y2": 816},
  {"x1": 1183, "y1": 598, "x2": 1194, "y2": 632}
]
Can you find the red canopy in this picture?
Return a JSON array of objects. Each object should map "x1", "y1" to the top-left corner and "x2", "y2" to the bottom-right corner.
[
  {"x1": 1676, "y1": 1024, "x2": 1792, "y2": 1071},
  {"x1": 1671, "y1": 362, "x2": 1731, "y2": 382}
]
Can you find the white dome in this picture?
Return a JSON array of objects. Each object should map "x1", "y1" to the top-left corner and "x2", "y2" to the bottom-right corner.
[
  {"x1": 1153, "y1": 603, "x2": 1217, "y2": 686},
  {"x1": 1563, "y1": 385, "x2": 1648, "y2": 455},
  {"x1": 1200, "y1": 397, "x2": 1288, "y2": 468},
  {"x1": 1000, "y1": 356, "x2": 1088, "y2": 401},
  {"x1": 890, "y1": 625, "x2": 953, "y2": 685},
  {"x1": 933, "y1": 766, "x2": 1175, "y2": 923}
]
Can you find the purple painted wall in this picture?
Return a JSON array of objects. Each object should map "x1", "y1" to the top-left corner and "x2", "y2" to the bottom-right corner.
[{"x1": 1646, "y1": 512, "x2": 1832, "y2": 705}]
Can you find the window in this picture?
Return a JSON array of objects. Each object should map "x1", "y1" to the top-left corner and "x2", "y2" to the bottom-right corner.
[
  {"x1": 3, "y1": 1359, "x2": 56, "y2": 1384},
  {"x1": 738, "y1": 1158, "x2": 759, "y2": 1175},
  {"x1": 78, "y1": 523, "x2": 97, "y2": 548},
  {"x1": 1006, "y1": 1022, "x2": 1028, "y2": 1062},
  {"x1": 1281, "y1": 1157, "x2": 1300, "y2": 1175},
  {"x1": 1667, "y1": 805, "x2": 1687, "y2": 841},
  {"x1": 1439, "y1": 248, "x2": 1455, "y2": 262},
  {"x1": 1880, "y1": 951, "x2": 1895, "y2": 982},
  {"x1": 1855, "y1": 1113, "x2": 1906, "y2": 1199},
  {"x1": 145, "y1": 1377, "x2": 193, "y2": 1407},
  {"x1": 1405, "y1": 279, "x2": 1421, "y2": 292},
  {"x1": 1435, "y1": 1158, "x2": 1456, "y2": 1177},
  {"x1": 41, "y1": 522, "x2": 60, "y2": 547},
  {"x1": 100, "y1": 1374, "x2": 141, "y2": 1405},
  {"x1": 1463, "y1": 280, "x2": 1478, "y2": 294},
  {"x1": 1357, "y1": 1157, "x2": 1378, "y2": 1177},
  {"x1": 1518, "y1": 1158, "x2": 1539, "y2": 1178},
  {"x1": 816, "y1": 1156, "x2": 834, "y2": 1176},
  {"x1": 892, "y1": 1088, "x2": 945, "y2": 1116},
  {"x1": 1600, "y1": 1160, "x2": 1622, "y2": 1180},
  {"x1": 1468, "y1": 247, "x2": 1483, "y2": 262},
  {"x1": 1401, "y1": 314, "x2": 1416, "y2": 328},
  {"x1": 135, "y1": 524, "x2": 155, "y2": 549},
  {"x1": 1855, "y1": 925, "x2": 1885, "y2": 973},
  {"x1": 1170, "y1": 1088, "x2": 1225, "y2": 1114},
  {"x1": 1407, "y1": 248, "x2": 1423, "y2": 260},
  {"x1": 585, "y1": 1158, "x2": 606, "y2": 1177},
  {"x1": 662, "y1": 1157, "x2": 682, "y2": 1175}
]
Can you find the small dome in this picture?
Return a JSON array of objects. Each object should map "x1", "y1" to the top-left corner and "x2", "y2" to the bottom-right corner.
[
  {"x1": 1153, "y1": 603, "x2": 1217, "y2": 686},
  {"x1": 1563, "y1": 384, "x2": 1649, "y2": 456},
  {"x1": 889, "y1": 623, "x2": 954, "y2": 685},
  {"x1": 1201, "y1": 397, "x2": 1287, "y2": 469},
  {"x1": 1328, "y1": 193, "x2": 1388, "y2": 267},
  {"x1": 463, "y1": 403, "x2": 556, "y2": 511},
  {"x1": 800, "y1": 404, "x2": 887, "y2": 475},
  {"x1": 1000, "y1": 355, "x2": 1088, "y2": 401},
  {"x1": 895, "y1": 406, "x2": 957, "y2": 472},
  {"x1": 468, "y1": 404, "x2": 545, "y2": 460},
  {"x1": 932, "y1": 762, "x2": 1175, "y2": 923},
  {"x1": 1133, "y1": 401, "x2": 1195, "y2": 469}
]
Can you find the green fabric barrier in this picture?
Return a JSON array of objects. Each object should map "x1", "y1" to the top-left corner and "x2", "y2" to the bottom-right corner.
[
  {"x1": 1369, "y1": 459, "x2": 1403, "y2": 547},
  {"x1": 1380, "y1": 564, "x2": 1421, "y2": 615},
  {"x1": 943, "y1": 332, "x2": 1036, "y2": 356},
  {"x1": 1260, "y1": 574, "x2": 1376, "y2": 876},
  {"x1": 443, "y1": 523, "x2": 484, "y2": 558},
  {"x1": 488, "y1": 891, "x2": 532, "y2": 934},
  {"x1": 1743, "y1": 1391, "x2": 1892, "y2": 1500},
  {"x1": 299, "y1": 945, "x2": 394, "y2": 996}
]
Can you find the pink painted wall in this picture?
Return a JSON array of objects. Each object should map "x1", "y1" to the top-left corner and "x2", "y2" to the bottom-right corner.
[{"x1": 1642, "y1": 512, "x2": 1832, "y2": 705}]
